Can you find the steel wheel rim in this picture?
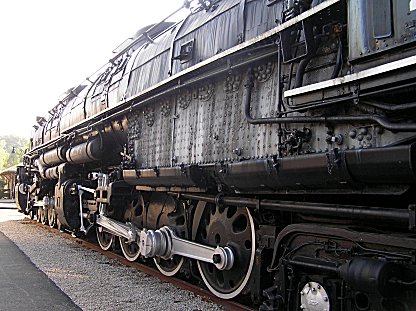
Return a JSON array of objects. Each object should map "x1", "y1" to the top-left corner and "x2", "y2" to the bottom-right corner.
[
  {"x1": 148, "y1": 198, "x2": 186, "y2": 276},
  {"x1": 196, "y1": 206, "x2": 256, "y2": 299},
  {"x1": 154, "y1": 256, "x2": 184, "y2": 276},
  {"x1": 48, "y1": 209, "x2": 56, "y2": 228},
  {"x1": 119, "y1": 236, "x2": 140, "y2": 261},
  {"x1": 96, "y1": 226, "x2": 114, "y2": 251},
  {"x1": 41, "y1": 208, "x2": 48, "y2": 225},
  {"x1": 37, "y1": 208, "x2": 42, "y2": 223},
  {"x1": 29, "y1": 209, "x2": 35, "y2": 220}
]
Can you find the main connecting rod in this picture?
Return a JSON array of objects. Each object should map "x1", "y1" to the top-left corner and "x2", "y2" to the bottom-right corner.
[{"x1": 96, "y1": 215, "x2": 234, "y2": 271}]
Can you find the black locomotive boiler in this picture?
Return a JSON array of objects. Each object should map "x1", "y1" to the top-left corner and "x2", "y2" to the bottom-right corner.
[{"x1": 15, "y1": 0, "x2": 416, "y2": 309}]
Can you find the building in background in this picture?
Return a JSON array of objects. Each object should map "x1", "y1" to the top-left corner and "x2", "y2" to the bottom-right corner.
[{"x1": 0, "y1": 165, "x2": 18, "y2": 200}]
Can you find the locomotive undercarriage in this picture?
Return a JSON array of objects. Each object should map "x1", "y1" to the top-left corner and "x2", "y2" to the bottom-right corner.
[
  {"x1": 88, "y1": 177, "x2": 256, "y2": 300},
  {"x1": 17, "y1": 144, "x2": 416, "y2": 308},
  {"x1": 260, "y1": 224, "x2": 416, "y2": 311},
  {"x1": 21, "y1": 174, "x2": 416, "y2": 310}
]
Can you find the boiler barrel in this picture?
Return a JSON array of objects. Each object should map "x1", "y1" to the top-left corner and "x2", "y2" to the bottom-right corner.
[
  {"x1": 38, "y1": 146, "x2": 67, "y2": 167},
  {"x1": 44, "y1": 166, "x2": 59, "y2": 180},
  {"x1": 66, "y1": 136, "x2": 106, "y2": 164}
]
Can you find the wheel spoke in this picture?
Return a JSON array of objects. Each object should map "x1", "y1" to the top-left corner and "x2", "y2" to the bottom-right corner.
[
  {"x1": 154, "y1": 256, "x2": 184, "y2": 276},
  {"x1": 119, "y1": 236, "x2": 140, "y2": 262},
  {"x1": 196, "y1": 206, "x2": 256, "y2": 299},
  {"x1": 148, "y1": 196, "x2": 186, "y2": 277},
  {"x1": 96, "y1": 226, "x2": 114, "y2": 251}
]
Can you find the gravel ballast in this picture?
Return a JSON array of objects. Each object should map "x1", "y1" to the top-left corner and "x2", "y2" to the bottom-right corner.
[{"x1": 0, "y1": 218, "x2": 223, "y2": 311}]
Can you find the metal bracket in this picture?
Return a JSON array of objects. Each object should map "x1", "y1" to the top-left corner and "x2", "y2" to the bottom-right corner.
[
  {"x1": 172, "y1": 39, "x2": 194, "y2": 64},
  {"x1": 77, "y1": 185, "x2": 95, "y2": 233},
  {"x1": 280, "y1": 20, "x2": 314, "y2": 63}
]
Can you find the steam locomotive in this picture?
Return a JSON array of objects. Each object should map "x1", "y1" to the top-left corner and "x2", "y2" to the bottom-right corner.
[{"x1": 15, "y1": 0, "x2": 416, "y2": 309}]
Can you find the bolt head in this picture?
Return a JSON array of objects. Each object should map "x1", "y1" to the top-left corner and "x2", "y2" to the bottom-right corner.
[
  {"x1": 349, "y1": 130, "x2": 357, "y2": 139},
  {"x1": 359, "y1": 127, "x2": 368, "y2": 135},
  {"x1": 212, "y1": 254, "x2": 222, "y2": 264}
]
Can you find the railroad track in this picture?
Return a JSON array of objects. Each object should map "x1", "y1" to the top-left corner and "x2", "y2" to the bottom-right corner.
[{"x1": 26, "y1": 218, "x2": 254, "y2": 311}]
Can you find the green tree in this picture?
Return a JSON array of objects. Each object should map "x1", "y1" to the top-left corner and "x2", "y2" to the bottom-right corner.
[{"x1": 0, "y1": 135, "x2": 29, "y2": 170}]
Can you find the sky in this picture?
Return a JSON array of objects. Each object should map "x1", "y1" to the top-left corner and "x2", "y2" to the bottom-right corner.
[{"x1": 0, "y1": 0, "x2": 185, "y2": 138}]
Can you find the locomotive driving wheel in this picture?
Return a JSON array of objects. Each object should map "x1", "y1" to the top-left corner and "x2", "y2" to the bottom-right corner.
[
  {"x1": 147, "y1": 193, "x2": 186, "y2": 276},
  {"x1": 119, "y1": 236, "x2": 141, "y2": 261},
  {"x1": 119, "y1": 195, "x2": 145, "y2": 261},
  {"x1": 195, "y1": 205, "x2": 256, "y2": 299},
  {"x1": 96, "y1": 226, "x2": 114, "y2": 251},
  {"x1": 154, "y1": 254, "x2": 184, "y2": 277},
  {"x1": 152, "y1": 201, "x2": 186, "y2": 276}
]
